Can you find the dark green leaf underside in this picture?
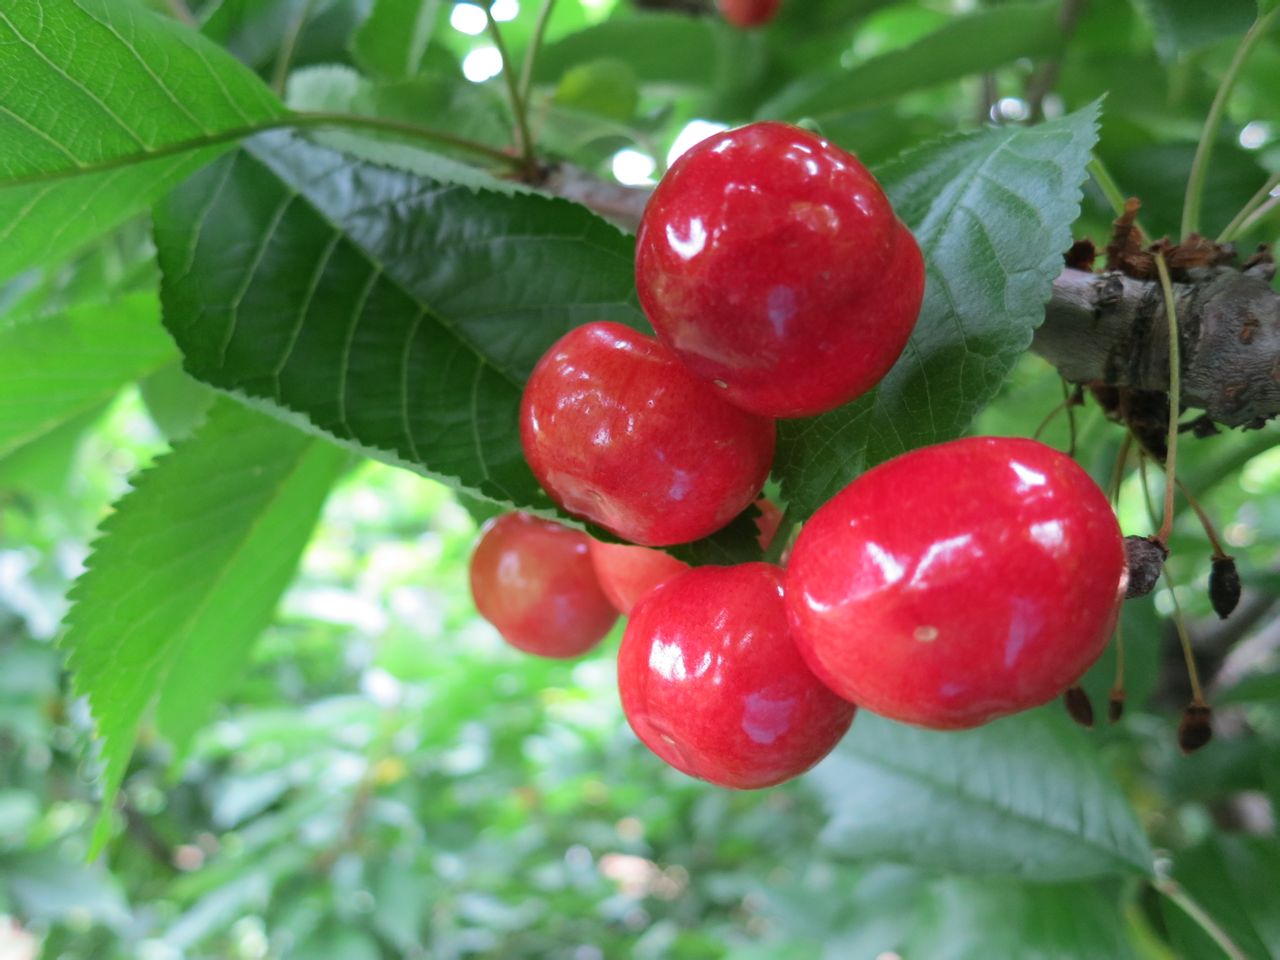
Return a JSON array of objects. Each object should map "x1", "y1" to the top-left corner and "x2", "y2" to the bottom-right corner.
[
  {"x1": 811, "y1": 710, "x2": 1153, "y2": 880},
  {"x1": 154, "y1": 132, "x2": 644, "y2": 513}
]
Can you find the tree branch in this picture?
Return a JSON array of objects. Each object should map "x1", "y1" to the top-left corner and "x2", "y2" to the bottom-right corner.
[
  {"x1": 537, "y1": 170, "x2": 1280, "y2": 428},
  {"x1": 1032, "y1": 265, "x2": 1280, "y2": 427}
]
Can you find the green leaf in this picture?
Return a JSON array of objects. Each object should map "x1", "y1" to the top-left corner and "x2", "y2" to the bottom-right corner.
[
  {"x1": 555, "y1": 59, "x2": 641, "y2": 122},
  {"x1": 152, "y1": 132, "x2": 644, "y2": 513},
  {"x1": 775, "y1": 102, "x2": 1100, "y2": 519},
  {"x1": 810, "y1": 710, "x2": 1153, "y2": 880},
  {"x1": 534, "y1": 13, "x2": 719, "y2": 88},
  {"x1": 904, "y1": 876, "x2": 1136, "y2": 959},
  {"x1": 201, "y1": 0, "x2": 359, "y2": 75},
  {"x1": 352, "y1": 0, "x2": 441, "y2": 79},
  {"x1": 285, "y1": 64, "x2": 511, "y2": 163},
  {"x1": 0, "y1": 0, "x2": 284, "y2": 283},
  {"x1": 1219, "y1": 670, "x2": 1280, "y2": 704},
  {"x1": 138, "y1": 362, "x2": 217, "y2": 441},
  {"x1": 0, "y1": 292, "x2": 176, "y2": 460},
  {"x1": 1, "y1": 849, "x2": 130, "y2": 928},
  {"x1": 61, "y1": 399, "x2": 347, "y2": 853},
  {"x1": 1132, "y1": 0, "x2": 1257, "y2": 60},
  {"x1": 1162, "y1": 835, "x2": 1280, "y2": 959},
  {"x1": 760, "y1": 1, "x2": 1062, "y2": 120}
]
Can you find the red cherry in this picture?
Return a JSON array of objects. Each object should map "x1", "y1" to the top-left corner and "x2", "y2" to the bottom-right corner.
[
  {"x1": 785, "y1": 437, "x2": 1126, "y2": 730},
  {"x1": 469, "y1": 512, "x2": 618, "y2": 658},
  {"x1": 520, "y1": 322, "x2": 776, "y2": 546},
  {"x1": 590, "y1": 541, "x2": 689, "y2": 615},
  {"x1": 635, "y1": 121, "x2": 925, "y2": 418},
  {"x1": 590, "y1": 497, "x2": 783, "y2": 615},
  {"x1": 717, "y1": 0, "x2": 779, "y2": 28},
  {"x1": 619, "y1": 563, "x2": 855, "y2": 788}
]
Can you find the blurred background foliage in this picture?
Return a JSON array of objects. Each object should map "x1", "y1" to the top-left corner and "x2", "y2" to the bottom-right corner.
[{"x1": 3, "y1": 0, "x2": 1280, "y2": 956}]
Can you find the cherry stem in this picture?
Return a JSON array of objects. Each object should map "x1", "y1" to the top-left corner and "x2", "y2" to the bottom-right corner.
[
  {"x1": 1226, "y1": 193, "x2": 1280, "y2": 243},
  {"x1": 1153, "y1": 252, "x2": 1181, "y2": 549},
  {"x1": 1182, "y1": 6, "x2": 1280, "y2": 239},
  {"x1": 271, "y1": 0, "x2": 319, "y2": 95},
  {"x1": 1032, "y1": 398, "x2": 1068, "y2": 443},
  {"x1": 1163, "y1": 568, "x2": 1207, "y2": 707},
  {"x1": 165, "y1": 0, "x2": 197, "y2": 26},
  {"x1": 485, "y1": 3, "x2": 537, "y2": 176},
  {"x1": 1112, "y1": 620, "x2": 1126, "y2": 693},
  {"x1": 1088, "y1": 156, "x2": 1131, "y2": 220},
  {"x1": 1175, "y1": 478, "x2": 1230, "y2": 560},
  {"x1": 1032, "y1": 381, "x2": 1080, "y2": 454},
  {"x1": 1108, "y1": 433, "x2": 1133, "y2": 505},
  {"x1": 1154, "y1": 876, "x2": 1249, "y2": 960},
  {"x1": 764, "y1": 507, "x2": 794, "y2": 566},
  {"x1": 518, "y1": 0, "x2": 558, "y2": 119},
  {"x1": 1137, "y1": 458, "x2": 1207, "y2": 706},
  {"x1": 1219, "y1": 170, "x2": 1280, "y2": 242}
]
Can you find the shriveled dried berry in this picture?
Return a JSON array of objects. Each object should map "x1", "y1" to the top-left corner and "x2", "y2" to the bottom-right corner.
[
  {"x1": 1107, "y1": 689, "x2": 1125, "y2": 724},
  {"x1": 1178, "y1": 703, "x2": 1213, "y2": 754},
  {"x1": 1209, "y1": 556, "x2": 1241, "y2": 619},
  {"x1": 1063, "y1": 686, "x2": 1094, "y2": 728},
  {"x1": 1124, "y1": 535, "x2": 1168, "y2": 599}
]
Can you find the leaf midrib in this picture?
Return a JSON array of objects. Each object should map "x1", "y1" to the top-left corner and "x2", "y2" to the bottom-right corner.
[{"x1": 833, "y1": 735, "x2": 1151, "y2": 876}]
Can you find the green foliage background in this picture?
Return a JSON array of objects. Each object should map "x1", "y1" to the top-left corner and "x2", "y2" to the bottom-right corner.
[{"x1": 2, "y1": 0, "x2": 1280, "y2": 956}]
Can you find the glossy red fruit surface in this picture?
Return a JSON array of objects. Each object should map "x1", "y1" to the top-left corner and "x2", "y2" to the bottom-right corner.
[
  {"x1": 520, "y1": 322, "x2": 776, "y2": 547},
  {"x1": 717, "y1": 0, "x2": 780, "y2": 28},
  {"x1": 469, "y1": 512, "x2": 618, "y2": 659},
  {"x1": 635, "y1": 121, "x2": 925, "y2": 419},
  {"x1": 590, "y1": 541, "x2": 689, "y2": 615},
  {"x1": 619, "y1": 563, "x2": 855, "y2": 788},
  {"x1": 590, "y1": 497, "x2": 783, "y2": 615},
  {"x1": 785, "y1": 437, "x2": 1126, "y2": 730}
]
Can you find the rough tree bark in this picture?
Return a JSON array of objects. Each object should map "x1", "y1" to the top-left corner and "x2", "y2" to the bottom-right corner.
[
  {"x1": 1034, "y1": 264, "x2": 1280, "y2": 428},
  {"x1": 544, "y1": 164, "x2": 1280, "y2": 427}
]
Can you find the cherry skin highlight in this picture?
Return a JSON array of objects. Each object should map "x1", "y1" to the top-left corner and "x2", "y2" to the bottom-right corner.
[
  {"x1": 636, "y1": 121, "x2": 925, "y2": 419},
  {"x1": 590, "y1": 497, "x2": 784, "y2": 615},
  {"x1": 520, "y1": 322, "x2": 776, "y2": 547},
  {"x1": 717, "y1": 0, "x2": 780, "y2": 28},
  {"x1": 619, "y1": 563, "x2": 855, "y2": 788},
  {"x1": 785, "y1": 437, "x2": 1126, "y2": 730},
  {"x1": 469, "y1": 512, "x2": 618, "y2": 659}
]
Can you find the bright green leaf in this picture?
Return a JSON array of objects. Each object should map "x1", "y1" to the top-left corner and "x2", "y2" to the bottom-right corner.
[
  {"x1": 555, "y1": 59, "x2": 641, "y2": 122},
  {"x1": 1162, "y1": 835, "x2": 1280, "y2": 959},
  {"x1": 1132, "y1": 0, "x2": 1257, "y2": 60},
  {"x1": 810, "y1": 710, "x2": 1153, "y2": 880},
  {"x1": 152, "y1": 132, "x2": 644, "y2": 512},
  {"x1": 0, "y1": 293, "x2": 176, "y2": 460},
  {"x1": 760, "y1": 1, "x2": 1062, "y2": 120},
  {"x1": 61, "y1": 399, "x2": 347, "y2": 853},
  {"x1": 775, "y1": 102, "x2": 1100, "y2": 518},
  {"x1": 534, "y1": 14, "x2": 719, "y2": 88},
  {"x1": 0, "y1": 0, "x2": 284, "y2": 282},
  {"x1": 905, "y1": 876, "x2": 1137, "y2": 958},
  {"x1": 352, "y1": 0, "x2": 441, "y2": 79}
]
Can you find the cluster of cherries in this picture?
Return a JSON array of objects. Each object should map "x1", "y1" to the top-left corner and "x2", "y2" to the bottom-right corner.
[{"x1": 470, "y1": 122, "x2": 1128, "y2": 789}]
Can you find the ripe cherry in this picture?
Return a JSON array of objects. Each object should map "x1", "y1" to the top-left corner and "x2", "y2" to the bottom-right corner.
[
  {"x1": 717, "y1": 0, "x2": 780, "y2": 28},
  {"x1": 785, "y1": 437, "x2": 1126, "y2": 730},
  {"x1": 469, "y1": 512, "x2": 618, "y2": 659},
  {"x1": 619, "y1": 563, "x2": 855, "y2": 788},
  {"x1": 635, "y1": 121, "x2": 925, "y2": 419},
  {"x1": 521, "y1": 322, "x2": 775, "y2": 546},
  {"x1": 590, "y1": 498, "x2": 784, "y2": 615},
  {"x1": 590, "y1": 542, "x2": 688, "y2": 616}
]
